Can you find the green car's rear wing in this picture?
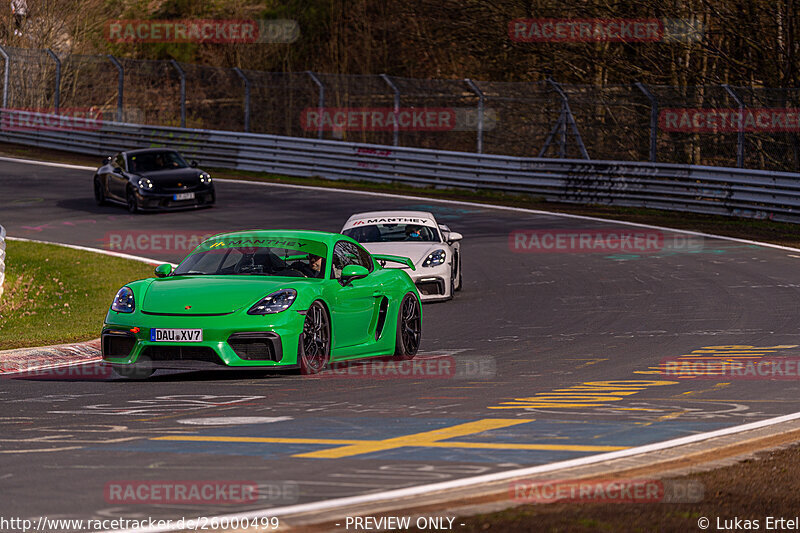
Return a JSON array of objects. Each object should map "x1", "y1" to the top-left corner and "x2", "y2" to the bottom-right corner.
[{"x1": 373, "y1": 254, "x2": 415, "y2": 271}]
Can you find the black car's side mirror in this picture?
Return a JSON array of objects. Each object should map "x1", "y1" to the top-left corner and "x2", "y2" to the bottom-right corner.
[
  {"x1": 103, "y1": 156, "x2": 111, "y2": 165},
  {"x1": 112, "y1": 167, "x2": 123, "y2": 174},
  {"x1": 190, "y1": 160, "x2": 198, "y2": 168}
]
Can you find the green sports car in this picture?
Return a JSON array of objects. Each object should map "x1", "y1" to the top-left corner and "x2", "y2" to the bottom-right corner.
[{"x1": 101, "y1": 230, "x2": 422, "y2": 378}]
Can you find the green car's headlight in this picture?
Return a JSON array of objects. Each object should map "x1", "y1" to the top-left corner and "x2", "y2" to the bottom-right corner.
[
  {"x1": 248, "y1": 289, "x2": 297, "y2": 315},
  {"x1": 111, "y1": 286, "x2": 135, "y2": 313},
  {"x1": 422, "y1": 249, "x2": 446, "y2": 267}
]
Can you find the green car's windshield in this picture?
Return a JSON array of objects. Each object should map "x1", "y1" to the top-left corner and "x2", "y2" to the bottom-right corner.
[{"x1": 174, "y1": 237, "x2": 328, "y2": 278}]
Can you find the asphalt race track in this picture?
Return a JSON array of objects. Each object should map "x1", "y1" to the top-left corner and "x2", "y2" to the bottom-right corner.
[{"x1": 3, "y1": 158, "x2": 800, "y2": 528}]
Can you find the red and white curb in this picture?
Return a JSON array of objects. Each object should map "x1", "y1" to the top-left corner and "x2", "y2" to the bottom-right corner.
[{"x1": 0, "y1": 339, "x2": 101, "y2": 374}]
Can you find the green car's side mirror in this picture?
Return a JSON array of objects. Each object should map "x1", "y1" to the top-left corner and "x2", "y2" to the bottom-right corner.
[
  {"x1": 341, "y1": 264, "x2": 369, "y2": 284},
  {"x1": 154, "y1": 263, "x2": 173, "y2": 278}
]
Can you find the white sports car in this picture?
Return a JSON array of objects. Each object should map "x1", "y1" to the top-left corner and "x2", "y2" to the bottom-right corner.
[{"x1": 341, "y1": 210, "x2": 463, "y2": 302}]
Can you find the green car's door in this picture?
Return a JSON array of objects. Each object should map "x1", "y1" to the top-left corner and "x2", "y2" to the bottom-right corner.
[{"x1": 329, "y1": 240, "x2": 381, "y2": 351}]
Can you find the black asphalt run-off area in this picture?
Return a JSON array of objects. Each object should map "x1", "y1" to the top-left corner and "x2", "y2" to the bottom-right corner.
[{"x1": 3, "y1": 158, "x2": 800, "y2": 529}]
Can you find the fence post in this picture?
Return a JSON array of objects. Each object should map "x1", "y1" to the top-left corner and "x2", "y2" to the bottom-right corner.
[
  {"x1": 45, "y1": 49, "x2": 61, "y2": 113},
  {"x1": 0, "y1": 46, "x2": 9, "y2": 108},
  {"x1": 170, "y1": 60, "x2": 186, "y2": 128},
  {"x1": 107, "y1": 55, "x2": 123, "y2": 122},
  {"x1": 233, "y1": 67, "x2": 251, "y2": 133},
  {"x1": 546, "y1": 78, "x2": 589, "y2": 159},
  {"x1": 0, "y1": 224, "x2": 5, "y2": 304},
  {"x1": 723, "y1": 84, "x2": 745, "y2": 168},
  {"x1": 380, "y1": 73, "x2": 400, "y2": 146},
  {"x1": 635, "y1": 81, "x2": 658, "y2": 162},
  {"x1": 464, "y1": 78, "x2": 484, "y2": 154},
  {"x1": 306, "y1": 71, "x2": 325, "y2": 140}
]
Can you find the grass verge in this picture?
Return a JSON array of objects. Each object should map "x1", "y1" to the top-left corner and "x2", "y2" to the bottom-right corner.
[
  {"x1": 0, "y1": 240, "x2": 153, "y2": 351},
  {"x1": 3, "y1": 142, "x2": 800, "y2": 249}
]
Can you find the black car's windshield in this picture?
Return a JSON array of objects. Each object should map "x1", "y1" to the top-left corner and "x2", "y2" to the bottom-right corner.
[
  {"x1": 343, "y1": 223, "x2": 439, "y2": 243},
  {"x1": 128, "y1": 151, "x2": 188, "y2": 173},
  {"x1": 173, "y1": 237, "x2": 328, "y2": 278}
]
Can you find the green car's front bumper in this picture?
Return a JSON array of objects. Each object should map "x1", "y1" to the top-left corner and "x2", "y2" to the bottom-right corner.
[{"x1": 101, "y1": 308, "x2": 306, "y2": 370}]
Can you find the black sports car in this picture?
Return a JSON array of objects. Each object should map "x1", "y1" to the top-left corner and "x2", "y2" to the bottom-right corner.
[{"x1": 93, "y1": 148, "x2": 215, "y2": 213}]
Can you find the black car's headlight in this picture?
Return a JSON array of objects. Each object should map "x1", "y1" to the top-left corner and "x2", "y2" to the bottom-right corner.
[
  {"x1": 247, "y1": 289, "x2": 297, "y2": 315},
  {"x1": 199, "y1": 172, "x2": 212, "y2": 185},
  {"x1": 111, "y1": 287, "x2": 135, "y2": 313},
  {"x1": 137, "y1": 177, "x2": 153, "y2": 190},
  {"x1": 422, "y1": 249, "x2": 446, "y2": 267}
]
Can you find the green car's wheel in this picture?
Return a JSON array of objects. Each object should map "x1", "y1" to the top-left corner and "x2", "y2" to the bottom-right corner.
[
  {"x1": 394, "y1": 293, "x2": 421, "y2": 360},
  {"x1": 126, "y1": 187, "x2": 139, "y2": 214},
  {"x1": 94, "y1": 177, "x2": 106, "y2": 206},
  {"x1": 299, "y1": 300, "x2": 330, "y2": 374}
]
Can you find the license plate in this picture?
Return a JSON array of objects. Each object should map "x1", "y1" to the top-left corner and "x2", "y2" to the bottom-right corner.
[
  {"x1": 150, "y1": 328, "x2": 203, "y2": 342},
  {"x1": 173, "y1": 192, "x2": 195, "y2": 201}
]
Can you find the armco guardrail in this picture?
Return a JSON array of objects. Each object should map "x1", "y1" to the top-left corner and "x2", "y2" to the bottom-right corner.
[
  {"x1": 0, "y1": 224, "x2": 6, "y2": 303},
  {"x1": 0, "y1": 109, "x2": 799, "y2": 223}
]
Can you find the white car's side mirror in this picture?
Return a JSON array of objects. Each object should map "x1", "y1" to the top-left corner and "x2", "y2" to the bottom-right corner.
[{"x1": 447, "y1": 231, "x2": 463, "y2": 242}]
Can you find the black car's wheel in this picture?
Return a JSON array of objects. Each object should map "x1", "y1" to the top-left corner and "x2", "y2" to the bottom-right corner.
[
  {"x1": 298, "y1": 301, "x2": 330, "y2": 375},
  {"x1": 93, "y1": 177, "x2": 106, "y2": 206},
  {"x1": 126, "y1": 187, "x2": 139, "y2": 214},
  {"x1": 394, "y1": 293, "x2": 421, "y2": 360}
]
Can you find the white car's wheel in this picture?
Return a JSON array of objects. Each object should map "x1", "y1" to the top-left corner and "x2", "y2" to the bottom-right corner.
[{"x1": 454, "y1": 253, "x2": 462, "y2": 291}]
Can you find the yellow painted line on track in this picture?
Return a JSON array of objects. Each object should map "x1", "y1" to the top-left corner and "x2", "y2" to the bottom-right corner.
[
  {"x1": 152, "y1": 435, "x2": 626, "y2": 453},
  {"x1": 151, "y1": 418, "x2": 629, "y2": 458},
  {"x1": 294, "y1": 419, "x2": 529, "y2": 459},
  {"x1": 421, "y1": 442, "x2": 627, "y2": 452},
  {"x1": 679, "y1": 383, "x2": 731, "y2": 397},
  {"x1": 153, "y1": 436, "x2": 365, "y2": 446}
]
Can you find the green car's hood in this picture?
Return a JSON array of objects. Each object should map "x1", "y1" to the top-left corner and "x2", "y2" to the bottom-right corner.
[{"x1": 141, "y1": 276, "x2": 307, "y2": 315}]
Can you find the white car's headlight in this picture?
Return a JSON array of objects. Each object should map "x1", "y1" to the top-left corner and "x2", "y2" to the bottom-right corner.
[
  {"x1": 248, "y1": 289, "x2": 297, "y2": 315},
  {"x1": 111, "y1": 286, "x2": 135, "y2": 313},
  {"x1": 137, "y1": 177, "x2": 153, "y2": 190},
  {"x1": 422, "y1": 249, "x2": 446, "y2": 267}
]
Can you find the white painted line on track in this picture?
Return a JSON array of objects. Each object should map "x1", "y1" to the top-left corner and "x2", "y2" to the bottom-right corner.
[
  {"x1": 6, "y1": 236, "x2": 175, "y2": 266},
  {"x1": 0, "y1": 155, "x2": 95, "y2": 171},
  {"x1": 4, "y1": 154, "x2": 800, "y2": 532}
]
